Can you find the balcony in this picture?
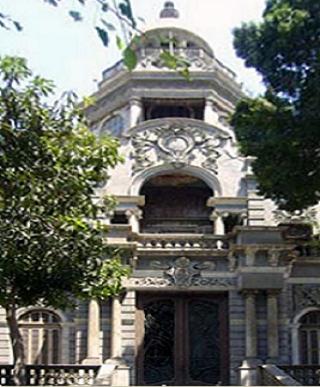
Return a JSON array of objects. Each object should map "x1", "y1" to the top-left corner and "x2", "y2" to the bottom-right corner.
[
  {"x1": 140, "y1": 217, "x2": 212, "y2": 234},
  {"x1": 131, "y1": 232, "x2": 229, "y2": 253}
]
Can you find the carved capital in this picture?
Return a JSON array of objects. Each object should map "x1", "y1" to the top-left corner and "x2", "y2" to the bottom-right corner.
[
  {"x1": 129, "y1": 97, "x2": 142, "y2": 106},
  {"x1": 245, "y1": 246, "x2": 259, "y2": 266},
  {"x1": 268, "y1": 249, "x2": 281, "y2": 267},
  {"x1": 267, "y1": 289, "x2": 280, "y2": 297},
  {"x1": 125, "y1": 208, "x2": 143, "y2": 220},
  {"x1": 228, "y1": 251, "x2": 238, "y2": 272}
]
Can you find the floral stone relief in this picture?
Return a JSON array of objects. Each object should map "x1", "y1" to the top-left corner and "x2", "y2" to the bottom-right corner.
[{"x1": 130, "y1": 123, "x2": 230, "y2": 174}]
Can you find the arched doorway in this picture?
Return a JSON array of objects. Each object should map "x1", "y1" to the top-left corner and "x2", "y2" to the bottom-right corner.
[
  {"x1": 140, "y1": 174, "x2": 213, "y2": 233},
  {"x1": 299, "y1": 310, "x2": 320, "y2": 364}
]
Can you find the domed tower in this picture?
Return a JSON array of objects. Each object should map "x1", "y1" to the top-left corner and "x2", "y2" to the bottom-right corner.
[{"x1": 84, "y1": 3, "x2": 302, "y2": 386}]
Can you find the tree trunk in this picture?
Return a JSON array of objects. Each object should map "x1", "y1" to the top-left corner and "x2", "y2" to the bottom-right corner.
[{"x1": 6, "y1": 304, "x2": 26, "y2": 386}]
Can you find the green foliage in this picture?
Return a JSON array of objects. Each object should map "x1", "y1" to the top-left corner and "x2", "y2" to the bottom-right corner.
[
  {"x1": 86, "y1": 253, "x2": 131, "y2": 299},
  {"x1": 123, "y1": 46, "x2": 138, "y2": 71},
  {"x1": 159, "y1": 50, "x2": 191, "y2": 80},
  {"x1": 95, "y1": 26, "x2": 109, "y2": 47},
  {"x1": 232, "y1": 0, "x2": 320, "y2": 211},
  {"x1": 0, "y1": 55, "x2": 127, "y2": 311},
  {"x1": 118, "y1": 0, "x2": 136, "y2": 29}
]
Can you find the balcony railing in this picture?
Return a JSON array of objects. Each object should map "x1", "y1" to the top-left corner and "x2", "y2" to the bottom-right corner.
[
  {"x1": 140, "y1": 47, "x2": 236, "y2": 79},
  {"x1": 101, "y1": 47, "x2": 237, "y2": 81},
  {"x1": 259, "y1": 365, "x2": 301, "y2": 386},
  {"x1": 0, "y1": 364, "x2": 100, "y2": 386},
  {"x1": 132, "y1": 233, "x2": 229, "y2": 250},
  {"x1": 141, "y1": 217, "x2": 212, "y2": 234},
  {"x1": 280, "y1": 365, "x2": 320, "y2": 386}
]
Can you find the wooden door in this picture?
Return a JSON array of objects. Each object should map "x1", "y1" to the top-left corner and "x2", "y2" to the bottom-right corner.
[{"x1": 136, "y1": 293, "x2": 229, "y2": 385}]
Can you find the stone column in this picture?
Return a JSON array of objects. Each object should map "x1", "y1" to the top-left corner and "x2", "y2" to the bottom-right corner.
[
  {"x1": 267, "y1": 291, "x2": 279, "y2": 362},
  {"x1": 240, "y1": 212, "x2": 248, "y2": 226},
  {"x1": 239, "y1": 291, "x2": 261, "y2": 386},
  {"x1": 130, "y1": 98, "x2": 142, "y2": 128},
  {"x1": 126, "y1": 208, "x2": 142, "y2": 233},
  {"x1": 245, "y1": 291, "x2": 257, "y2": 358},
  {"x1": 96, "y1": 297, "x2": 127, "y2": 385},
  {"x1": 111, "y1": 296, "x2": 122, "y2": 359},
  {"x1": 210, "y1": 211, "x2": 225, "y2": 235},
  {"x1": 204, "y1": 97, "x2": 219, "y2": 126},
  {"x1": 82, "y1": 299, "x2": 101, "y2": 364}
]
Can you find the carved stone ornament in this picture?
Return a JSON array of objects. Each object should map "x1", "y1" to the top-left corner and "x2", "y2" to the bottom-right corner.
[
  {"x1": 123, "y1": 276, "x2": 234, "y2": 288},
  {"x1": 293, "y1": 285, "x2": 320, "y2": 312},
  {"x1": 138, "y1": 48, "x2": 222, "y2": 73},
  {"x1": 124, "y1": 257, "x2": 234, "y2": 288},
  {"x1": 131, "y1": 123, "x2": 229, "y2": 174},
  {"x1": 166, "y1": 256, "x2": 200, "y2": 286},
  {"x1": 274, "y1": 208, "x2": 317, "y2": 225}
]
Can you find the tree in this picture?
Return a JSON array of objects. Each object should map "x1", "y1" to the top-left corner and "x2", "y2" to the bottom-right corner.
[
  {"x1": 231, "y1": 0, "x2": 320, "y2": 211},
  {"x1": 0, "y1": 56, "x2": 128, "y2": 385}
]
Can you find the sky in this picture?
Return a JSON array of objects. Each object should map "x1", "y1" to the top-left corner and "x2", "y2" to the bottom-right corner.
[{"x1": 0, "y1": 0, "x2": 266, "y2": 98}]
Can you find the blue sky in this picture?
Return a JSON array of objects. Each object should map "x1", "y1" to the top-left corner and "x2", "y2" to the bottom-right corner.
[{"x1": 0, "y1": 0, "x2": 266, "y2": 98}]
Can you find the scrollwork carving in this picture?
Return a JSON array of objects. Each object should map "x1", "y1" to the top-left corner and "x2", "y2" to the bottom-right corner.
[
  {"x1": 131, "y1": 124, "x2": 229, "y2": 174},
  {"x1": 123, "y1": 275, "x2": 234, "y2": 288}
]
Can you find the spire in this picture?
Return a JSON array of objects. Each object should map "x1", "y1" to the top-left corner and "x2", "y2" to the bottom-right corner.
[{"x1": 159, "y1": 1, "x2": 179, "y2": 19}]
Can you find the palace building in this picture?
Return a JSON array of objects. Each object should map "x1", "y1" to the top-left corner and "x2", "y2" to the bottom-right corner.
[{"x1": 1, "y1": 2, "x2": 320, "y2": 386}]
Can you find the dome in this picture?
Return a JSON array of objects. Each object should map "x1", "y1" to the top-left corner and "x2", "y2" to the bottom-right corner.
[{"x1": 140, "y1": 3, "x2": 214, "y2": 58}]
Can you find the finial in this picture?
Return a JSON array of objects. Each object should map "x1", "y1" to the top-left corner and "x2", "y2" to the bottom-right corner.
[{"x1": 160, "y1": 1, "x2": 179, "y2": 19}]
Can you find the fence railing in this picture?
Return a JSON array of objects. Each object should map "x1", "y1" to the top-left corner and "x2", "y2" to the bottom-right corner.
[
  {"x1": 259, "y1": 364, "x2": 301, "y2": 386},
  {"x1": 280, "y1": 365, "x2": 320, "y2": 386},
  {"x1": 0, "y1": 364, "x2": 100, "y2": 386}
]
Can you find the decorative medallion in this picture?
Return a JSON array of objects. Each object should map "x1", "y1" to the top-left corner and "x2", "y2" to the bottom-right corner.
[{"x1": 131, "y1": 124, "x2": 230, "y2": 174}]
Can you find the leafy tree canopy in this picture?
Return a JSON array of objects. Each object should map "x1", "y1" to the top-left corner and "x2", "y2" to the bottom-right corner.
[
  {"x1": 0, "y1": 55, "x2": 128, "y2": 384},
  {"x1": 231, "y1": 0, "x2": 320, "y2": 211}
]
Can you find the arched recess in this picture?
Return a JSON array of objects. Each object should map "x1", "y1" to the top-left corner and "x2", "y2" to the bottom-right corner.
[
  {"x1": 291, "y1": 307, "x2": 320, "y2": 364},
  {"x1": 17, "y1": 307, "x2": 70, "y2": 364},
  {"x1": 135, "y1": 169, "x2": 216, "y2": 234},
  {"x1": 129, "y1": 164, "x2": 222, "y2": 197}
]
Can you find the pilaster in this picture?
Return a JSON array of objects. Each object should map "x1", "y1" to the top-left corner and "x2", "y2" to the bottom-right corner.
[
  {"x1": 267, "y1": 290, "x2": 279, "y2": 362},
  {"x1": 82, "y1": 299, "x2": 101, "y2": 364},
  {"x1": 129, "y1": 98, "x2": 142, "y2": 128}
]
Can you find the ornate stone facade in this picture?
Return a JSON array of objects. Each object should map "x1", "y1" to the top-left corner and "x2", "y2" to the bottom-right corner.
[
  {"x1": 1, "y1": 3, "x2": 319, "y2": 387},
  {"x1": 130, "y1": 121, "x2": 230, "y2": 174}
]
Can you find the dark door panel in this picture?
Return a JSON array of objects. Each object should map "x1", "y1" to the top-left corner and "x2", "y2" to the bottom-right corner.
[{"x1": 136, "y1": 293, "x2": 229, "y2": 386}]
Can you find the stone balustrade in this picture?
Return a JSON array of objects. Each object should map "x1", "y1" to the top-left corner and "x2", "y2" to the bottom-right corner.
[
  {"x1": 0, "y1": 364, "x2": 100, "y2": 386},
  {"x1": 132, "y1": 233, "x2": 229, "y2": 250},
  {"x1": 101, "y1": 47, "x2": 236, "y2": 81},
  {"x1": 140, "y1": 47, "x2": 236, "y2": 79}
]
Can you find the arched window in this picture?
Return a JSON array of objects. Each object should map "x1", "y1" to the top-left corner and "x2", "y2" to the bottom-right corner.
[
  {"x1": 100, "y1": 114, "x2": 124, "y2": 137},
  {"x1": 19, "y1": 310, "x2": 62, "y2": 364},
  {"x1": 299, "y1": 311, "x2": 320, "y2": 364}
]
